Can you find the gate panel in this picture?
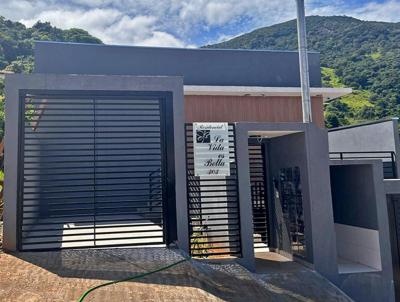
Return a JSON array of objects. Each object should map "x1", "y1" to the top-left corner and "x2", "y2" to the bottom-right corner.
[
  {"x1": 185, "y1": 123, "x2": 242, "y2": 258},
  {"x1": 20, "y1": 93, "x2": 167, "y2": 250},
  {"x1": 388, "y1": 195, "x2": 400, "y2": 301},
  {"x1": 248, "y1": 141, "x2": 269, "y2": 251},
  {"x1": 92, "y1": 98, "x2": 165, "y2": 247}
]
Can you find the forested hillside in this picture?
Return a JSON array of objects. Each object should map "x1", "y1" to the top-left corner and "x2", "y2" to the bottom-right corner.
[
  {"x1": 0, "y1": 15, "x2": 399, "y2": 129},
  {"x1": 207, "y1": 16, "x2": 400, "y2": 127},
  {"x1": 0, "y1": 16, "x2": 102, "y2": 136},
  {"x1": 0, "y1": 16, "x2": 101, "y2": 72}
]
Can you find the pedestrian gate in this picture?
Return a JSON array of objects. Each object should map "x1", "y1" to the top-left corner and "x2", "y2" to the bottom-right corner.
[
  {"x1": 19, "y1": 92, "x2": 170, "y2": 250},
  {"x1": 248, "y1": 139, "x2": 270, "y2": 251},
  {"x1": 185, "y1": 123, "x2": 242, "y2": 258}
]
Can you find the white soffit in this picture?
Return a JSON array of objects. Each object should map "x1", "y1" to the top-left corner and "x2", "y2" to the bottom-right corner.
[{"x1": 184, "y1": 85, "x2": 352, "y2": 102}]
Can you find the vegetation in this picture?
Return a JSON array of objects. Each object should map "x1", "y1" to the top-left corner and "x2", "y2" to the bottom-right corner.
[
  {"x1": 0, "y1": 16, "x2": 102, "y2": 139},
  {"x1": 206, "y1": 16, "x2": 400, "y2": 127},
  {"x1": 0, "y1": 15, "x2": 399, "y2": 129},
  {"x1": 0, "y1": 17, "x2": 101, "y2": 71}
]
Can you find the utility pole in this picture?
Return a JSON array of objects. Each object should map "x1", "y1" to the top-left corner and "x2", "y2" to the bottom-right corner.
[{"x1": 296, "y1": 0, "x2": 312, "y2": 123}]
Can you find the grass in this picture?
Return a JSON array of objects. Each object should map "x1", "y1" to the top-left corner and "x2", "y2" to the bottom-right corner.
[
  {"x1": 321, "y1": 67, "x2": 344, "y2": 88},
  {"x1": 322, "y1": 66, "x2": 375, "y2": 112},
  {"x1": 369, "y1": 52, "x2": 382, "y2": 60},
  {"x1": 322, "y1": 67, "x2": 377, "y2": 125},
  {"x1": 340, "y1": 89, "x2": 374, "y2": 111},
  {"x1": 340, "y1": 90, "x2": 376, "y2": 124}
]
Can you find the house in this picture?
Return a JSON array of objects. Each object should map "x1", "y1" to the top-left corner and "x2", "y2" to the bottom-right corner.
[{"x1": 2, "y1": 41, "x2": 396, "y2": 302}]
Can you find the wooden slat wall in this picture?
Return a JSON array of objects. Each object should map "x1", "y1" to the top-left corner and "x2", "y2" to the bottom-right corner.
[{"x1": 185, "y1": 95, "x2": 325, "y2": 128}]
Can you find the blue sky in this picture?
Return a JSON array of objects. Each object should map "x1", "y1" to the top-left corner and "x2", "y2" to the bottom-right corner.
[{"x1": 0, "y1": 0, "x2": 399, "y2": 47}]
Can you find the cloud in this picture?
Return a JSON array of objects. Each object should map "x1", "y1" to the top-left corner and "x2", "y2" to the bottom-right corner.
[
  {"x1": 0, "y1": 0, "x2": 399, "y2": 47},
  {"x1": 308, "y1": 0, "x2": 400, "y2": 23},
  {"x1": 351, "y1": 0, "x2": 400, "y2": 23},
  {"x1": 19, "y1": 7, "x2": 190, "y2": 47}
]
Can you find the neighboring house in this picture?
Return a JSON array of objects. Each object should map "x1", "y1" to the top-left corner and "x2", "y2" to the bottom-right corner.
[
  {"x1": 328, "y1": 119, "x2": 400, "y2": 301},
  {"x1": 2, "y1": 41, "x2": 397, "y2": 302}
]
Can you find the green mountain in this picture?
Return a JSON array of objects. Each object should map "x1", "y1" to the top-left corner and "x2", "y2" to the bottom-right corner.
[
  {"x1": 0, "y1": 16, "x2": 101, "y2": 73},
  {"x1": 0, "y1": 15, "x2": 399, "y2": 129},
  {"x1": 206, "y1": 16, "x2": 400, "y2": 127},
  {"x1": 0, "y1": 16, "x2": 102, "y2": 137}
]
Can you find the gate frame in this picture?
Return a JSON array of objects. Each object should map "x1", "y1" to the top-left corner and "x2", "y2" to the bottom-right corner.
[
  {"x1": 3, "y1": 74, "x2": 187, "y2": 253},
  {"x1": 17, "y1": 90, "x2": 176, "y2": 251},
  {"x1": 248, "y1": 138, "x2": 271, "y2": 250},
  {"x1": 185, "y1": 123, "x2": 243, "y2": 258}
]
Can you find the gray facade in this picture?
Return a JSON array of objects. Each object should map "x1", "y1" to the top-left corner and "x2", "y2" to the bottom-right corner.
[
  {"x1": 331, "y1": 165, "x2": 378, "y2": 229},
  {"x1": 330, "y1": 160, "x2": 396, "y2": 302},
  {"x1": 3, "y1": 42, "x2": 397, "y2": 302},
  {"x1": 235, "y1": 123, "x2": 338, "y2": 278},
  {"x1": 3, "y1": 73, "x2": 188, "y2": 253},
  {"x1": 34, "y1": 41, "x2": 322, "y2": 87},
  {"x1": 328, "y1": 118, "x2": 400, "y2": 176},
  {"x1": 328, "y1": 119, "x2": 400, "y2": 302}
]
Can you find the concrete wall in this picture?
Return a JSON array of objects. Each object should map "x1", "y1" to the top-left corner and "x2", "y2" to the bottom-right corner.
[
  {"x1": 235, "y1": 122, "x2": 337, "y2": 279},
  {"x1": 328, "y1": 119, "x2": 400, "y2": 176},
  {"x1": 335, "y1": 223, "x2": 382, "y2": 271},
  {"x1": 330, "y1": 160, "x2": 396, "y2": 302},
  {"x1": 34, "y1": 41, "x2": 322, "y2": 87},
  {"x1": 267, "y1": 132, "x2": 312, "y2": 261},
  {"x1": 3, "y1": 74, "x2": 188, "y2": 253},
  {"x1": 330, "y1": 165, "x2": 378, "y2": 229}
]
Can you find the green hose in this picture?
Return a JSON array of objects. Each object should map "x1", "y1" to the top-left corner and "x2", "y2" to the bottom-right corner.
[{"x1": 77, "y1": 258, "x2": 188, "y2": 302}]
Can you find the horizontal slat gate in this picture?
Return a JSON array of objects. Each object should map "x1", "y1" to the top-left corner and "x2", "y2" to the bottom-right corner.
[
  {"x1": 20, "y1": 94, "x2": 167, "y2": 250},
  {"x1": 248, "y1": 141, "x2": 269, "y2": 250},
  {"x1": 185, "y1": 123, "x2": 242, "y2": 258}
]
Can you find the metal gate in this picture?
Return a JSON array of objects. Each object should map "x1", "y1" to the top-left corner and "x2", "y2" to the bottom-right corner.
[
  {"x1": 19, "y1": 92, "x2": 169, "y2": 250},
  {"x1": 185, "y1": 123, "x2": 242, "y2": 258},
  {"x1": 388, "y1": 195, "x2": 400, "y2": 301},
  {"x1": 248, "y1": 139, "x2": 270, "y2": 251}
]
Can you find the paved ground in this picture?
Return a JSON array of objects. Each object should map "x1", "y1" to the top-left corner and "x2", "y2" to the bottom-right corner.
[
  {"x1": 0, "y1": 247, "x2": 352, "y2": 302},
  {"x1": 0, "y1": 222, "x2": 2, "y2": 250}
]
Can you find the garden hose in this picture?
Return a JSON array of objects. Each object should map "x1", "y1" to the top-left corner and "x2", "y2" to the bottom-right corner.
[{"x1": 77, "y1": 257, "x2": 189, "y2": 302}]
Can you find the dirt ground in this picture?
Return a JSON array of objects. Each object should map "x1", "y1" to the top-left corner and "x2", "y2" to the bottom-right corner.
[{"x1": 0, "y1": 248, "x2": 352, "y2": 302}]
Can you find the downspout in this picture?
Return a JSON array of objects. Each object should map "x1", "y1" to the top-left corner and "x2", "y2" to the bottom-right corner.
[{"x1": 296, "y1": 0, "x2": 312, "y2": 123}]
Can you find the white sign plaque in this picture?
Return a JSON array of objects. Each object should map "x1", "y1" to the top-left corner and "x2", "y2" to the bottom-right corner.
[{"x1": 193, "y1": 122, "x2": 230, "y2": 177}]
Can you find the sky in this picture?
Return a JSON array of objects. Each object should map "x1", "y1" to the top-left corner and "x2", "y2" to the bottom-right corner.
[{"x1": 0, "y1": 0, "x2": 399, "y2": 47}]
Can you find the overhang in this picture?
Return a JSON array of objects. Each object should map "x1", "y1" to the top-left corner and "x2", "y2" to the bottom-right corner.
[{"x1": 184, "y1": 85, "x2": 352, "y2": 102}]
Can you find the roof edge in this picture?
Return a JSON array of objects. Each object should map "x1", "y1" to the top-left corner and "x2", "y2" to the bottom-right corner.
[
  {"x1": 328, "y1": 117, "x2": 398, "y2": 132},
  {"x1": 34, "y1": 41, "x2": 321, "y2": 54}
]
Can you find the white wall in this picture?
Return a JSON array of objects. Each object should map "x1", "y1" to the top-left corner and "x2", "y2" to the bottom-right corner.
[{"x1": 335, "y1": 223, "x2": 382, "y2": 271}]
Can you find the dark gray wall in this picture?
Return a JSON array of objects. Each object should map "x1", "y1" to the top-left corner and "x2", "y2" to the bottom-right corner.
[
  {"x1": 328, "y1": 119, "x2": 400, "y2": 176},
  {"x1": 235, "y1": 123, "x2": 338, "y2": 280},
  {"x1": 268, "y1": 132, "x2": 313, "y2": 262},
  {"x1": 3, "y1": 74, "x2": 188, "y2": 253},
  {"x1": 330, "y1": 160, "x2": 396, "y2": 302},
  {"x1": 34, "y1": 42, "x2": 322, "y2": 87},
  {"x1": 330, "y1": 165, "x2": 378, "y2": 229}
]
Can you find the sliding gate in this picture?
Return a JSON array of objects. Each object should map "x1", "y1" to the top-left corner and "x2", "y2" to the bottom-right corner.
[{"x1": 19, "y1": 92, "x2": 170, "y2": 250}]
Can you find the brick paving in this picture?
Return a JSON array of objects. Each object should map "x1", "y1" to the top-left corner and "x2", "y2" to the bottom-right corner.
[{"x1": 0, "y1": 248, "x2": 352, "y2": 302}]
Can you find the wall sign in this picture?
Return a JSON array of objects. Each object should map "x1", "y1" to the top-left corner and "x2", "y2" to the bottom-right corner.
[{"x1": 193, "y1": 122, "x2": 230, "y2": 177}]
